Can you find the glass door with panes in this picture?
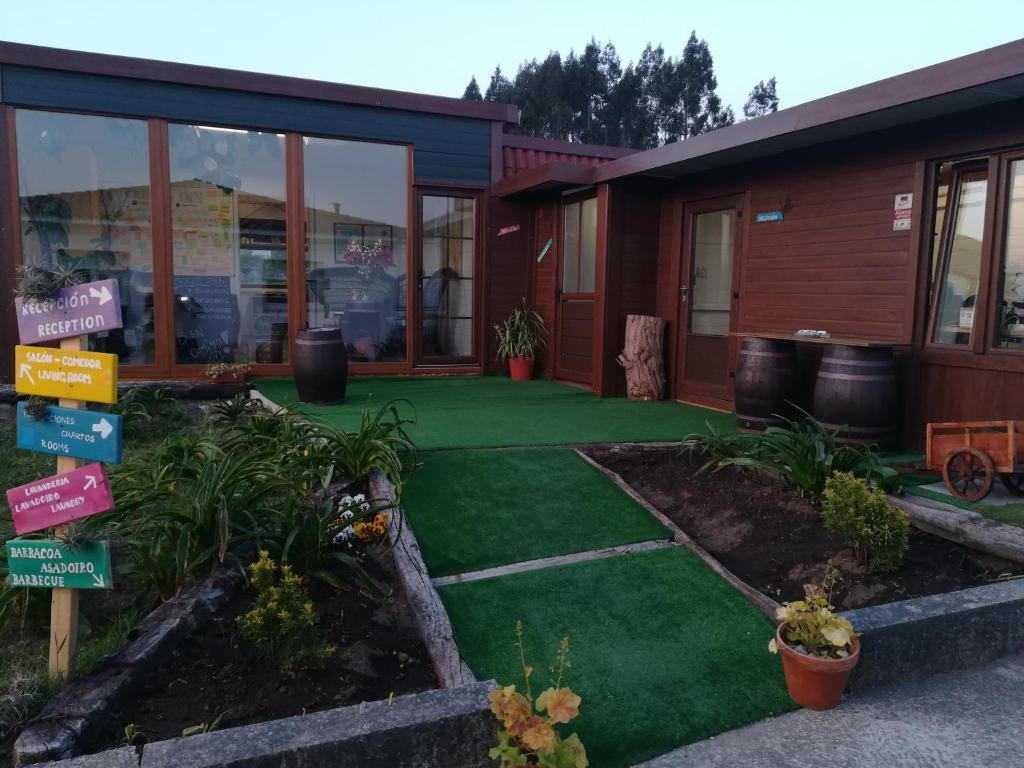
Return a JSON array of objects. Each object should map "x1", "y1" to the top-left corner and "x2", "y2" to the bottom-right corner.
[{"x1": 555, "y1": 197, "x2": 597, "y2": 383}]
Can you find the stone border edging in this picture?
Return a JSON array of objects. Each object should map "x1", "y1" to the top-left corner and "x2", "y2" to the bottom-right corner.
[
  {"x1": 844, "y1": 577, "x2": 1024, "y2": 691},
  {"x1": 889, "y1": 493, "x2": 1024, "y2": 565},
  {"x1": 371, "y1": 471, "x2": 476, "y2": 688},
  {"x1": 13, "y1": 567, "x2": 244, "y2": 767},
  {"x1": 31, "y1": 681, "x2": 499, "y2": 768}
]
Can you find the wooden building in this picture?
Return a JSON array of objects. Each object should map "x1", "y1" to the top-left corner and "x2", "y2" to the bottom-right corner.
[
  {"x1": 492, "y1": 38, "x2": 1024, "y2": 438},
  {"x1": 2, "y1": 39, "x2": 1024, "y2": 440}
]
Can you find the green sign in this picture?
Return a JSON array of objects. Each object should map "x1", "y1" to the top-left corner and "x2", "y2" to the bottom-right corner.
[
  {"x1": 5, "y1": 539, "x2": 112, "y2": 590},
  {"x1": 537, "y1": 238, "x2": 553, "y2": 263},
  {"x1": 755, "y1": 211, "x2": 784, "y2": 223}
]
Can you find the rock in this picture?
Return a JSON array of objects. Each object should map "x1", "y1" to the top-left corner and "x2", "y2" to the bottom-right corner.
[
  {"x1": 342, "y1": 642, "x2": 381, "y2": 679},
  {"x1": 842, "y1": 582, "x2": 888, "y2": 610}
]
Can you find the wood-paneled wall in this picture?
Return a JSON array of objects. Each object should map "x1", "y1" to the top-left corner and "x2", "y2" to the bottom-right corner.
[
  {"x1": 529, "y1": 199, "x2": 559, "y2": 379},
  {"x1": 484, "y1": 196, "x2": 532, "y2": 372}
]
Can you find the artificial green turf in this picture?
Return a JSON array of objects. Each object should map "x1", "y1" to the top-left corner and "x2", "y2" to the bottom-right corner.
[
  {"x1": 402, "y1": 448, "x2": 669, "y2": 576},
  {"x1": 254, "y1": 375, "x2": 734, "y2": 451},
  {"x1": 439, "y1": 546, "x2": 796, "y2": 768}
]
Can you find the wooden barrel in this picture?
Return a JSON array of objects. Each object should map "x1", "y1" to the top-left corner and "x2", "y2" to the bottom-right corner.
[
  {"x1": 293, "y1": 328, "x2": 348, "y2": 404},
  {"x1": 812, "y1": 344, "x2": 898, "y2": 446},
  {"x1": 734, "y1": 337, "x2": 799, "y2": 433}
]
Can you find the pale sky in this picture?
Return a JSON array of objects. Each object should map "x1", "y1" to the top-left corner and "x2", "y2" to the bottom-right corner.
[{"x1": 1, "y1": 0, "x2": 1021, "y2": 115}]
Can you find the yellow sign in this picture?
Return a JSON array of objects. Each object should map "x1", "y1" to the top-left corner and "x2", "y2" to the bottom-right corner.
[{"x1": 15, "y1": 346, "x2": 118, "y2": 404}]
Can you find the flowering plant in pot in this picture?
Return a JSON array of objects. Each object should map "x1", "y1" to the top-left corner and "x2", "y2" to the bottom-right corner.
[
  {"x1": 495, "y1": 298, "x2": 548, "y2": 381},
  {"x1": 205, "y1": 362, "x2": 255, "y2": 383},
  {"x1": 769, "y1": 576, "x2": 860, "y2": 710}
]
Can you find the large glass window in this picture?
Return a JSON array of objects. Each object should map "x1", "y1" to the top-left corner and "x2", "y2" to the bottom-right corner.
[
  {"x1": 16, "y1": 110, "x2": 154, "y2": 364},
  {"x1": 303, "y1": 138, "x2": 408, "y2": 363},
  {"x1": 561, "y1": 198, "x2": 597, "y2": 293},
  {"x1": 420, "y1": 195, "x2": 475, "y2": 359},
  {"x1": 169, "y1": 124, "x2": 287, "y2": 364},
  {"x1": 931, "y1": 165, "x2": 988, "y2": 345},
  {"x1": 996, "y1": 160, "x2": 1024, "y2": 349}
]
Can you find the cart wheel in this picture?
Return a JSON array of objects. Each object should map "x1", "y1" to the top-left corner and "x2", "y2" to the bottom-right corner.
[
  {"x1": 1000, "y1": 474, "x2": 1024, "y2": 497},
  {"x1": 943, "y1": 448, "x2": 995, "y2": 502}
]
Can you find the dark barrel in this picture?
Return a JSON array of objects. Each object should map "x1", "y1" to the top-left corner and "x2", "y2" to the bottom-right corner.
[
  {"x1": 293, "y1": 327, "x2": 348, "y2": 404},
  {"x1": 812, "y1": 344, "x2": 898, "y2": 447},
  {"x1": 734, "y1": 337, "x2": 799, "y2": 433}
]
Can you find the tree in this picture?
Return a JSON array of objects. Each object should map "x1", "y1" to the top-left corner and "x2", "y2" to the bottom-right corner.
[
  {"x1": 743, "y1": 77, "x2": 779, "y2": 119},
  {"x1": 462, "y1": 77, "x2": 483, "y2": 101},
  {"x1": 484, "y1": 66, "x2": 514, "y2": 103}
]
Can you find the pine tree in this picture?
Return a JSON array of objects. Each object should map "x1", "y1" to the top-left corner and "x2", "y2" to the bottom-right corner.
[
  {"x1": 484, "y1": 66, "x2": 514, "y2": 103},
  {"x1": 462, "y1": 77, "x2": 483, "y2": 101},
  {"x1": 743, "y1": 77, "x2": 779, "y2": 119}
]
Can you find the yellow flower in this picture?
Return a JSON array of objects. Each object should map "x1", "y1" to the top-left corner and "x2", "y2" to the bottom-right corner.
[
  {"x1": 536, "y1": 687, "x2": 580, "y2": 724},
  {"x1": 564, "y1": 733, "x2": 589, "y2": 768},
  {"x1": 519, "y1": 717, "x2": 556, "y2": 752}
]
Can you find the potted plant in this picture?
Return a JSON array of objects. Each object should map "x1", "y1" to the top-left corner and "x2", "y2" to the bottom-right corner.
[
  {"x1": 494, "y1": 298, "x2": 548, "y2": 381},
  {"x1": 769, "y1": 580, "x2": 860, "y2": 710},
  {"x1": 205, "y1": 362, "x2": 255, "y2": 384}
]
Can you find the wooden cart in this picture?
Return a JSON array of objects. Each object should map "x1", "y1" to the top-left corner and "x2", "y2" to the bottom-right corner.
[{"x1": 926, "y1": 420, "x2": 1024, "y2": 502}]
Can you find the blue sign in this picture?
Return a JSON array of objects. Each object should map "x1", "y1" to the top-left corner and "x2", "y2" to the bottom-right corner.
[
  {"x1": 755, "y1": 211, "x2": 784, "y2": 223},
  {"x1": 16, "y1": 403, "x2": 123, "y2": 464}
]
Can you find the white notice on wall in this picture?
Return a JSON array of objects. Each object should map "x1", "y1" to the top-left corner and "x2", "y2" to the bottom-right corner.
[{"x1": 893, "y1": 192, "x2": 913, "y2": 231}]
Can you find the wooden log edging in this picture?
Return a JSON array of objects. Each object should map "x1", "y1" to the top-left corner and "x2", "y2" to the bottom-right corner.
[
  {"x1": 574, "y1": 449, "x2": 781, "y2": 620},
  {"x1": 889, "y1": 493, "x2": 1024, "y2": 566},
  {"x1": 371, "y1": 471, "x2": 476, "y2": 688}
]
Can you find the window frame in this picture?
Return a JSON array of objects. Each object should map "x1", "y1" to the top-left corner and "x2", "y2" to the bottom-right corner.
[{"x1": 558, "y1": 193, "x2": 598, "y2": 298}]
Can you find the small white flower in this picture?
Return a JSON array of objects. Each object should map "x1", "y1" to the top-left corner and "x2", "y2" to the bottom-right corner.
[
  {"x1": 332, "y1": 525, "x2": 356, "y2": 544},
  {"x1": 340, "y1": 495, "x2": 354, "y2": 507},
  {"x1": 341, "y1": 509, "x2": 354, "y2": 521}
]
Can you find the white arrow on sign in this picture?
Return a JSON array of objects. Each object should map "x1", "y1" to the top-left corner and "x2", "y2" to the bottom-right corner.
[
  {"x1": 83, "y1": 475, "x2": 98, "y2": 491},
  {"x1": 92, "y1": 573, "x2": 105, "y2": 588},
  {"x1": 89, "y1": 285, "x2": 113, "y2": 305},
  {"x1": 18, "y1": 363, "x2": 35, "y2": 385},
  {"x1": 91, "y1": 418, "x2": 114, "y2": 440}
]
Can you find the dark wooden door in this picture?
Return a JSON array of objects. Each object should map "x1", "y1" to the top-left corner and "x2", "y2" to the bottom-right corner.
[
  {"x1": 675, "y1": 195, "x2": 744, "y2": 405},
  {"x1": 555, "y1": 197, "x2": 598, "y2": 383}
]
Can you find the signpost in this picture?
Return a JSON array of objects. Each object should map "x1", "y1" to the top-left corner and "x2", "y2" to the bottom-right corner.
[
  {"x1": 14, "y1": 345, "x2": 118, "y2": 403},
  {"x1": 6, "y1": 462, "x2": 115, "y2": 536},
  {"x1": 16, "y1": 403, "x2": 123, "y2": 464},
  {"x1": 6, "y1": 279, "x2": 124, "y2": 681},
  {"x1": 15, "y1": 278, "x2": 123, "y2": 345},
  {"x1": 5, "y1": 540, "x2": 112, "y2": 590}
]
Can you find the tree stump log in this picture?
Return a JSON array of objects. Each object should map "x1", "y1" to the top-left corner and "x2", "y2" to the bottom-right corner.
[{"x1": 616, "y1": 314, "x2": 666, "y2": 401}]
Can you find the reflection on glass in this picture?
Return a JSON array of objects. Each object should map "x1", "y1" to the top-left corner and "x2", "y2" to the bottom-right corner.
[
  {"x1": 562, "y1": 202, "x2": 580, "y2": 291},
  {"x1": 421, "y1": 195, "x2": 475, "y2": 359},
  {"x1": 303, "y1": 138, "x2": 408, "y2": 362},
  {"x1": 932, "y1": 168, "x2": 988, "y2": 345},
  {"x1": 169, "y1": 124, "x2": 287, "y2": 364},
  {"x1": 997, "y1": 160, "x2": 1024, "y2": 348},
  {"x1": 561, "y1": 198, "x2": 597, "y2": 293},
  {"x1": 16, "y1": 109, "x2": 154, "y2": 364},
  {"x1": 690, "y1": 209, "x2": 736, "y2": 336}
]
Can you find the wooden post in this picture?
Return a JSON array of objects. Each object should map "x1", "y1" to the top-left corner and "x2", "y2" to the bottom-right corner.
[
  {"x1": 616, "y1": 315, "x2": 667, "y2": 401},
  {"x1": 49, "y1": 335, "x2": 84, "y2": 681}
]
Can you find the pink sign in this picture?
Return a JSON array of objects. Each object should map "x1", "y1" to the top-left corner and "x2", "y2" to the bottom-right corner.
[
  {"x1": 497, "y1": 223, "x2": 521, "y2": 237},
  {"x1": 6, "y1": 463, "x2": 114, "y2": 535}
]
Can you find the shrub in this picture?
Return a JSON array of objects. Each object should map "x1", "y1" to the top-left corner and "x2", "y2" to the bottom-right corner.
[
  {"x1": 688, "y1": 414, "x2": 899, "y2": 501},
  {"x1": 237, "y1": 551, "x2": 335, "y2": 670},
  {"x1": 769, "y1": 581, "x2": 858, "y2": 660},
  {"x1": 821, "y1": 472, "x2": 909, "y2": 571},
  {"x1": 494, "y1": 298, "x2": 549, "y2": 361}
]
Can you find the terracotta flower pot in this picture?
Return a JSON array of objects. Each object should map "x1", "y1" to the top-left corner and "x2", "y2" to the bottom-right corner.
[
  {"x1": 508, "y1": 358, "x2": 535, "y2": 381},
  {"x1": 775, "y1": 622, "x2": 860, "y2": 710}
]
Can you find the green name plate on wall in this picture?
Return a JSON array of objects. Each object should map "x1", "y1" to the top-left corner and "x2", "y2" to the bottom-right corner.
[{"x1": 5, "y1": 539, "x2": 112, "y2": 589}]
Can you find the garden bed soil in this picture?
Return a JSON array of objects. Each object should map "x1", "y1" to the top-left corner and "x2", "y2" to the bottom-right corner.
[
  {"x1": 587, "y1": 445, "x2": 1024, "y2": 610},
  {"x1": 100, "y1": 555, "x2": 436, "y2": 748}
]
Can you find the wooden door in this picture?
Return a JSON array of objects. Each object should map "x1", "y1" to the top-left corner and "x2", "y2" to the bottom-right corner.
[
  {"x1": 675, "y1": 195, "x2": 744, "y2": 406},
  {"x1": 555, "y1": 196, "x2": 598, "y2": 383}
]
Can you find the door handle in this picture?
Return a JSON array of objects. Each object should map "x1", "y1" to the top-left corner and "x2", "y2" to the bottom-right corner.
[{"x1": 680, "y1": 285, "x2": 688, "y2": 303}]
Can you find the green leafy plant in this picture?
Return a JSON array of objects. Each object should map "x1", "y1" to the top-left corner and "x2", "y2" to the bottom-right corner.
[
  {"x1": 110, "y1": 386, "x2": 184, "y2": 426},
  {"x1": 683, "y1": 422, "x2": 756, "y2": 471},
  {"x1": 120, "y1": 722, "x2": 147, "y2": 766},
  {"x1": 689, "y1": 413, "x2": 898, "y2": 501},
  {"x1": 13, "y1": 262, "x2": 84, "y2": 301},
  {"x1": 494, "y1": 298, "x2": 549, "y2": 361},
  {"x1": 488, "y1": 622, "x2": 588, "y2": 768},
  {"x1": 209, "y1": 393, "x2": 265, "y2": 425},
  {"x1": 181, "y1": 712, "x2": 224, "y2": 737},
  {"x1": 769, "y1": 577, "x2": 858, "y2": 660},
  {"x1": 237, "y1": 551, "x2": 335, "y2": 670},
  {"x1": 821, "y1": 472, "x2": 909, "y2": 571}
]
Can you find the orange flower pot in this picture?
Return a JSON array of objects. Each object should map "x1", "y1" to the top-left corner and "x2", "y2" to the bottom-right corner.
[
  {"x1": 775, "y1": 622, "x2": 860, "y2": 710},
  {"x1": 508, "y1": 358, "x2": 535, "y2": 381}
]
